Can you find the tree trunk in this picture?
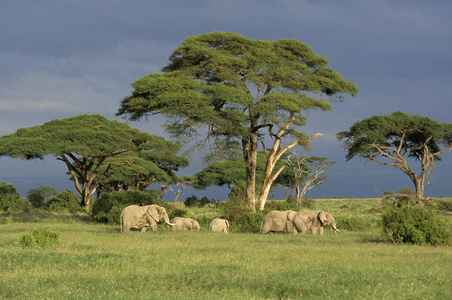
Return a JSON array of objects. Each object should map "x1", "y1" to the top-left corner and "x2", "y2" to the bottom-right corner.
[
  {"x1": 243, "y1": 132, "x2": 258, "y2": 212},
  {"x1": 258, "y1": 164, "x2": 286, "y2": 211}
]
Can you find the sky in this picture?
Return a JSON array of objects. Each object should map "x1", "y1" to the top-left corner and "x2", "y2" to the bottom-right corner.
[{"x1": 1, "y1": 0, "x2": 451, "y2": 200}]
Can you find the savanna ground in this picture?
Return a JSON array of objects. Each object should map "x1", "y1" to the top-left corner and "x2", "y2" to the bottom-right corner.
[{"x1": 1, "y1": 198, "x2": 451, "y2": 299}]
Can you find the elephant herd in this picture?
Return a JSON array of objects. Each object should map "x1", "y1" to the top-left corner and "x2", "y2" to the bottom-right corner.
[
  {"x1": 120, "y1": 205, "x2": 338, "y2": 235},
  {"x1": 120, "y1": 204, "x2": 229, "y2": 233}
]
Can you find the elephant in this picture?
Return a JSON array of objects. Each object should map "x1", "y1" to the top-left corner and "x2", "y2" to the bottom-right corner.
[
  {"x1": 260, "y1": 210, "x2": 297, "y2": 234},
  {"x1": 167, "y1": 217, "x2": 201, "y2": 231},
  {"x1": 209, "y1": 218, "x2": 229, "y2": 233},
  {"x1": 292, "y1": 210, "x2": 339, "y2": 235},
  {"x1": 120, "y1": 204, "x2": 174, "y2": 233}
]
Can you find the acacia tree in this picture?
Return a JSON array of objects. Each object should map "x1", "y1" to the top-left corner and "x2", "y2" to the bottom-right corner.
[
  {"x1": 286, "y1": 155, "x2": 335, "y2": 204},
  {"x1": 118, "y1": 32, "x2": 357, "y2": 211},
  {"x1": 95, "y1": 151, "x2": 188, "y2": 193},
  {"x1": 0, "y1": 114, "x2": 178, "y2": 209},
  {"x1": 94, "y1": 154, "x2": 171, "y2": 193},
  {"x1": 337, "y1": 111, "x2": 452, "y2": 205}
]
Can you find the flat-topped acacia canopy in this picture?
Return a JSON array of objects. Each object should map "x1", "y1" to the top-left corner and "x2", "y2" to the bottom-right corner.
[{"x1": 0, "y1": 114, "x2": 178, "y2": 208}]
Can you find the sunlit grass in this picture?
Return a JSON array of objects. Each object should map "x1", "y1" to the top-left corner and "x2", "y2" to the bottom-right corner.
[{"x1": 1, "y1": 219, "x2": 451, "y2": 299}]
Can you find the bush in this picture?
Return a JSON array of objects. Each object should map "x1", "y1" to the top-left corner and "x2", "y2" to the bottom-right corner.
[
  {"x1": 231, "y1": 212, "x2": 264, "y2": 232},
  {"x1": 15, "y1": 228, "x2": 61, "y2": 247},
  {"x1": 184, "y1": 195, "x2": 216, "y2": 207},
  {"x1": 91, "y1": 189, "x2": 164, "y2": 224},
  {"x1": 264, "y1": 200, "x2": 294, "y2": 213},
  {"x1": 47, "y1": 189, "x2": 81, "y2": 213},
  {"x1": 0, "y1": 212, "x2": 13, "y2": 224},
  {"x1": 382, "y1": 205, "x2": 450, "y2": 245},
  {"x1": 337, "y1": 217, "x2": 372, "y2": 231},
  {"x1": 221, "y1": 196, "x2": 253, "y2": 222},
  {"x1": 170, "y1": 208, "x2": 188, "y2": 218}
]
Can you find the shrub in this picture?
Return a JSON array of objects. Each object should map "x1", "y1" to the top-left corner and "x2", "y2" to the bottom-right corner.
[
  {"x1": 337, "y1": 217, "x2": 372, "y2": 231},
  {"x1": 221, "y1": 195, "x2": 253, "y2": 222},
  {"x1": 382, "y1": 205, "x2": 450, "y2": 245},
  {"x1": 395, "y1": 186, "x2": 416, "y2": 206},
  {"x1": 170, "y1": 208, "x2": 188, "y2": 218},
  {"x1": 263, "y1": 200, "x2": 294, "y2": 213},
  {"x1": 27, "y1": 186, "x2": 58, "y2": 208},
  {"x1": 91, "y1": 189, "x2": 164, "y2": 224},
  {"x1": 47, "y1": 189, "x2": 81, "y2": 213},
  {"x1": 231, "y1": 212, "x2": 264, "y2": 232},
  {"x1": 184, "y1": 195, "x2": 216, "y2": 207},
  {"x1": 15, "y1": 228, "x2": 61, "y2": 247},
  {"x1": 0, "y1": 212, "x2": 13, "y2": 224}
]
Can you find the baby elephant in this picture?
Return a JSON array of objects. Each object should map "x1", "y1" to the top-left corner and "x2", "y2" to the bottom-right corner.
[
  {"x1": 168, "y1": 217, "x2": 201, "y2": 231},
  {"x1": 209, "y1": 218, "x2": 229, "y2": 233}
]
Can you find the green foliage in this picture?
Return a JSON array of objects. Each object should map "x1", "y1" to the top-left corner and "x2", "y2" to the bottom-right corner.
[
  {"x1": 15, "y1": 227, "x2": 61, "y2": 247},
  {"x1": 337, "y1": 111, "x2": 452, "y2": 161},
  {"x1": 337, "y1": 217, "x2": 373, "y2": 231},
  {"x1": 118, "y1": 32, "x2": 358, "y2": 208},
  {"x1": 170, "y1": 208, "x2": 188, "y2": 218},
  {"x1": 193, "y1": 152, "x2": 292, "y2": 191},
  {"x1": 47, "y1": 189, "x2": 81, "y2": 213},
  {"x1": 395, "y1": 186, "x2": 416, "y2": 205},
  {"x1": 231, "y1": 212, "x2": 264, "y2": 232},
  {"x1": 184, "y1": 195, "x2": 216, "y2": 207},
  {"x1": 27, "y1": 186, "x2": 58, "y2": 208},
  {"x1": 0, "y1": 181, "x2": 31, "y2": 212},
  {"x1": 382, "y1": 205, "x2": 450, "y2": 245},
  {"x1": 221, "y1": 194, "x2": 253, "y2": 222},
  {"x1": 0, "y1": 212, "x2": 13, "y2": 224},
  {"x1": 91, "y1": 189, "x2": 164, "y2": 224},
  {"x1": 0, "y1": 114, "x2": 179, "y2": 208},
  {"x1": 263, "y1": 199, "x2": 296, "y2": 213}
]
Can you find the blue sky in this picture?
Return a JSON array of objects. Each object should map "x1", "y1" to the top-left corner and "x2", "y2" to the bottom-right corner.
[{"x1": 1, "y1": 0, "x2": 451, "y2": 199}]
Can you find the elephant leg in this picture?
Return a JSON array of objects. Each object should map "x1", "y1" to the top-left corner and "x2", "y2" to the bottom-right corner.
[
  {"x1": 150, "y1": 222, "x2": 157, "y2": 231},
  {"x1": 141, "y1": 227, "x2": 147, "y2": 233},
  {"x1": 319, "y1": 227, "x2": 324, "y2": 235}
]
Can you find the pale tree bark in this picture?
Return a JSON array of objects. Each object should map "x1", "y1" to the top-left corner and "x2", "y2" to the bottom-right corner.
[
  {"x1": 286, "y1": 155, "x2": 335, "y2": 205},
  {"x1": 256, "y1": 114, "x2": 323, "y2": 211},
  {"x1": 58, "y1": 153, "x2": 130, "y2": 209},
  {"x1": 367, "y1": 133, "x2": 452, "y2": 205}
]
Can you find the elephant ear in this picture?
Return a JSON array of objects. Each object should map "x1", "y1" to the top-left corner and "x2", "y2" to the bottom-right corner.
[
  {"x1": 287, "y1": 211, "x2": 296, "y2": 221},
  {"x1": 318, "y1": 211, "x2": 327, "y2": 225},
  {"x1": 147, "y1": 206, "x2": 160, "y2": 221}
]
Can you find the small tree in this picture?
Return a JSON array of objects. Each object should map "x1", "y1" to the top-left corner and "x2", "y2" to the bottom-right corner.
[
  {"x1": 158, "y1": 175, "x2": 194, "y2": 202},
  {"x1": 0, "y1": 114, "x2": 178, "y2": 209},
  {"x1": 286, "y1": 155, "x2": 335, "y2": 205},
  {"x1": 337, "y1": 111, "x2": 452, "y2": 206},
  {"x1": 27, "y1": 186, "x2": 58, "y2": 208},
  {"x1": 0, "y1": 181, "x2": 29, "y2": 211}
]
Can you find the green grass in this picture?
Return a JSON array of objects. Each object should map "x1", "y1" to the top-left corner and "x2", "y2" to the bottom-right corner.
[{"x1": 1, "y1": 198, "x2": 451, "y2": 299}]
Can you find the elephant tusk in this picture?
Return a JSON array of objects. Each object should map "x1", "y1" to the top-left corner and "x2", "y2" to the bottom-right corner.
[
  {"x1": 332, "y1": 225, "x2": 340, "y2": 232},
  {"x1": 166, "y1": 221, "x2": 175, "y2": 226}
]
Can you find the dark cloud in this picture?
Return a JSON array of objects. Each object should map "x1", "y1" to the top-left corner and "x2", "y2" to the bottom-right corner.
[{"x1": 0, "y1": 0, "x2": 451, "y2": 198}]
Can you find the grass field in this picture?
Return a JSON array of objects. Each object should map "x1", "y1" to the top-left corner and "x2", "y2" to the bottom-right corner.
[{"x1": 1, "y1": 198, "x2": 451, "y2": 299}]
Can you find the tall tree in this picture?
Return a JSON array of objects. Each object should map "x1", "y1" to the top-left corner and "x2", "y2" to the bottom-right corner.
[
  {"x1": 118, "y1": 32, "x2": 358, "y2": 211},
  {"x1": 337, "y1": 111, "x2": 452, "y2": 204},
  {"x1": 0, "y1": 114, "x2": 178, "y2": 209},
  {"x1": 94, "y1": 151, "x2": 188, "y2": 193}
]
